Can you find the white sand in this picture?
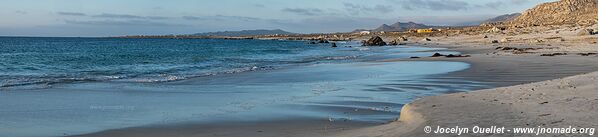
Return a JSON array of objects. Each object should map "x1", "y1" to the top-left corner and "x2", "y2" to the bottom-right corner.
[{"x1": 332, "y1": 25, "x2": 598, "y2": 137}]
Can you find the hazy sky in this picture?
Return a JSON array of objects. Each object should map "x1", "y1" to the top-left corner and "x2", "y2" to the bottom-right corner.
[{"x1": 0, "y1": 0, "x2": 556, "y2": 37}]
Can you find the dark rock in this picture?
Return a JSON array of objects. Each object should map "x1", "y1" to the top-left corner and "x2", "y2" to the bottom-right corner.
[
  {"x1": 307, "y1": 42, "x2": 317, "y2": 44},
  {"x1": 578, "y1": 53, "x2": 597, "y2": 56},
  {"x1": 491, "y1": 40, "x2": 499, "y2": 43},
  {"x1": 431, "y1": 53, "x2": 444, "y2": 57},
  {"x1": 496, "y1": 47, "x2": 520, "y2": 51},
  {"x1": 540, "y1": 53, "x2": 567, "y2": 56},
  {"x1": 318, "y1": 39, "x2": 329, "y2": 43},
  {"x1": 422, "y1": 38, "x2": 431, "y2": 41},
  {"x1": 398, "y1": 36, "x2": 408, "y2": 41},
  {"x1": 431, "y1": 53, "x2": 470, "y2": 58},
  {"x1": 446, "y1": 54, "x2": 471, "y2": 58},
  {"x1": 362, "y1": 36, "x2": 387, "y2": 46},
  {"x1": 410, "y1": 56, "x2": 420, "y2": 59},
  {"x1": 484, "y1": 35, "x2": 489, "y2": 38},
  {"x1": 331, "y1": 43, "x2": 337, "y2": 48},
  {"x1": 388, "y1": 37, "x2": 408, "y2": 46},
  {"x1": 388, "y1": 40, "x2": 399, "y2": 45}
]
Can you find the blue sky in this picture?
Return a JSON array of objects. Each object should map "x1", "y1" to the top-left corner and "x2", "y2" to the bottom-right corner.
[{"x1": 0, "y1": 0, "x2": 555, "y2": 37}]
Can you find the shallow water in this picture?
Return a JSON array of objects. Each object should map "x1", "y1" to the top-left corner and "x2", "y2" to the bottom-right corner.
[
  {"x1": 0, "y1": 37, "x2": 377, "y2": 89},
  {"x1": 0, "y1": 38, "x2": 487, "y2": 136}
]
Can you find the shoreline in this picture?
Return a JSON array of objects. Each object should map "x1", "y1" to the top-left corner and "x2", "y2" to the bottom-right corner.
[
  {"x1": 74, "y1": 36, "x2": 598, "y2": 136},
  {"x1": 331, "y1": 30, "x2": 598, "y2": 136},
  {"x1": 1, "y1": 42, "x2": 476, "y2": 137},
  {"x1": 335, "y1": 67, "x2": 598, "y2": 137},
  {"x1": 69, "y1": 46, "x2": 476, "y2": 137}
]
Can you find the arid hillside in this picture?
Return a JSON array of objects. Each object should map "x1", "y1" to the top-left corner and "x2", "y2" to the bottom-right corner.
[{"x1": 510, "y1": 0, "x2": 598, "y2": 26}]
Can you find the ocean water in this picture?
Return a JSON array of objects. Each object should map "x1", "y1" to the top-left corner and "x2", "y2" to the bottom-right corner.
[
  {"x1": 0, "y1": 37, "x2": 488, "y2": 136},
  {"x1": 0, "y1": 37, "x2": 371, "y2": 89}
]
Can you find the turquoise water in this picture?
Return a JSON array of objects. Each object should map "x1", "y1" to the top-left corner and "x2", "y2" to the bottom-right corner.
[
  {"x1": 0, "y1": 37, "x2": 380, "y2": 89},
  {"x1": 0, "y1": 37, "x2": 486, "y2": 136}
]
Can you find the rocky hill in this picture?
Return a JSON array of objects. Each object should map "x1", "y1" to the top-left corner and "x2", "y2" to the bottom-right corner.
[
  {"x1": 483, "y1": 13, "x2": 521, "y2": 24},
  {"x1": 193, "y1": 29, "x2": 295, "y2": 37},
  {"x1": 509, "y1": 0, "x2": 598, "y2": 26},
  {"x1": 371, "y1": 22, "x2": 431, "y2": 32}
]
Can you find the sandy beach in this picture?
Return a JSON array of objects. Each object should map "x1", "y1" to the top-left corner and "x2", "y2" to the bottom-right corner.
[
  {"x1": 3, "y1": 0, "x2": 598, "y2": 136},
  {"x1": 76, "y1": 24, "x2": 598, "y2": 136},
  {"x1": 331, "y1": 28, "x2": 598, "y2": 136}
]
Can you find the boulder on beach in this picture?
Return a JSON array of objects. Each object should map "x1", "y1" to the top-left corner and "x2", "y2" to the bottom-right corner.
[
  {"x1": 487, "y1": 27, "x2": 505, "y2": 33},
  {"x1": 388, "y1": 36, "x2": 408, "y2": 45},
  {"x1": 431, "y1": 53, "x2": 444, "y2": 57},
  {"x1": 430, "y1": 52, "x2": 470, "y2": 58},
  {"x1": 577, "y1": 29, "x2": 596, "y2": 36},
  {"x1": 389, "y1": 40, "x2": 398, "y2": 45},
  {"x1": 362, "y1": 36, "x2": 387, "y2": 46},
  {"x1": 422, "y1": 38, "x2": 431, "y2": 41},
  {"x1": 398, "y1": 36, "x2": 408, "y2": 41}
]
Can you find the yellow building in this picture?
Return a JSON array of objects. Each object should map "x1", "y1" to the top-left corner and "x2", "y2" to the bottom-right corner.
[{"x1": 416, "y1": 29, "x2": 434, "y2": 33}]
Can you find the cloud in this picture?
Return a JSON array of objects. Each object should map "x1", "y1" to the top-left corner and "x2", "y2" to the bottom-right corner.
[
  {"x1": 343, "y1": 3, "x2": 394, "y2": 15},
  {"x1": 64, "y1": 20, "x2": 182, "y2": 26},
  {"x1": 92, "y1": 13, "x2": 144, "y2": 19},
  {"x1": 56, "y1": 12, "x2": 169, "y2": 20},
  {"x1": 388, "y1": 0, "x2": 469, "y2": 11},
  {"x1": 510, "y1": 0, "x2": 531, "y2": 4},
  {"x1": 182, "y1": 16, "x2": 202, "y2": 20},
  {"x1": 281, "y1": 8, "x2": 324, "y2": 16},
  {"x1": 57, "y1": 12, "x2": 87, "y2": 16},
  {"x1": 396, "y1": 15, "x2": 495, "y2": 26},
  {"x1": 91, "y1": 13, "x2": 169, "y2": 20},
  {"x1": 182, "y1": 15, "x2": 264, "y2": 22},
  {"x1": 474, "y1": 0, "x2": 534, "y2": 10},
  {"x1": 278, "y1": 16, "x2": 393, "y2": 33},
  {"x1": 15, "y1": 10, "x2": 28, "y2": 15},
  {"x1": 253, "y1": 4, "x2": 266, "y2": 8},
  {"x1": 482, "y1": 1, "x2": 505, "y2": 9}
]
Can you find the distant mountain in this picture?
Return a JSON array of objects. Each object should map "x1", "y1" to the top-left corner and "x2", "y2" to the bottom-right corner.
[
  {"x1": 364, "y1": 22, "x2": 432, "y2": 32},
  {"x1": 193, "y1": 29, "x2": 295, "y2": 37},
  {"x1": 483, "y1": 13, "x2": 521, "y2": 24},
  {"x1": 510, "y1": 0, "x2": 598, "y2": 26}
]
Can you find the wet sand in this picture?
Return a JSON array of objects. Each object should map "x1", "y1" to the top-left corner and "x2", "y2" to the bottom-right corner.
[
  {"x1": 332, "y1": 44, "x2": 598, "y2": 137},
  {"x1": 75, "y1": 42, "x2": 598, "y2": 137},
  {"x1": 1, "y1": 46, "x2": 478, "y2": 137},
  {"x1": 330, "y1": 28, "x2": 598, "y2": 137},
  {"x1": 73, "y1": 120, "x2": 374, "y2": 137}
]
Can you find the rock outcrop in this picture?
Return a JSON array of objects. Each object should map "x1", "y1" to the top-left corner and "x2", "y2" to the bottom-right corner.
[
  {"x1": 388, "y1": 37, "x2": 408, "y2": 45},
  {"x1": 362, "y1": 36, "x2": 386, "y2": 46},
  {"x1": 509, "y1": 0, "x2": 598, "y2": 26}
]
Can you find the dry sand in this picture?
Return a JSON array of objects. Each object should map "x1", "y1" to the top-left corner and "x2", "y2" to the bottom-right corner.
[
  {"x1": 76, "y1": 25, "x2": 598, "y2": 137},
  {"x1": 331, "y1": 25, "x2": 598, "y2": 137},
  {"x1": 333, "y1": 67, "x2": 598, "y2": 137}
]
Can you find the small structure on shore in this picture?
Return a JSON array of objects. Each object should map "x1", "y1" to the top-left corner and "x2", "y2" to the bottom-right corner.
[
  {"x1": 416, "y1": 28, "x2": 434, "y2": 33},
  {"x1": 359, "y1": 31, "x2": 371, "y2": 35}
]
